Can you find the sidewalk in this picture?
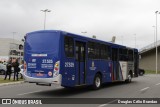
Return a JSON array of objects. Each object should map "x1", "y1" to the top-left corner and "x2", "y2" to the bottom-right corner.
[
  {"x1": 0, "y1": 74, "x2": 24, "y2": 87},
  {"x1": 0, "y1": 81, "x2": 24, "y2": 87}
]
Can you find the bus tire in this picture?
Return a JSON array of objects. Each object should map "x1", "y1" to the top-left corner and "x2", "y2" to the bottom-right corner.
[
  {"x1": 125, "y1": 73, "x2": 132, "y2": 83},
  {"x1": 92, "y1": 74, "x2": 102, "y2": 90}
]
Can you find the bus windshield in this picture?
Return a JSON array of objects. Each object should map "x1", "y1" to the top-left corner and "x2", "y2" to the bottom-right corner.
[{"x1": 25, "y1": 32, "x2": 60, "y2": 52}]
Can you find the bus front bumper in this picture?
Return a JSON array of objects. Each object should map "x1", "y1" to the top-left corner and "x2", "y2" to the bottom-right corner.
[{"x1": 22, "y1": 73, "x2": 62, "y2": 85}]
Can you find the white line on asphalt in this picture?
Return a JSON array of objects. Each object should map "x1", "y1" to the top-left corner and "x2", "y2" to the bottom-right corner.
[
  {"x1": 155, "y1": 83, "x2": 160, "y2": 85},
  {"x1": 98, "y1": 99, "x2": 118, "y2": 107},
  {"x1": 98, "y1": 104, "x2": 108, "y2": 107},
  {"x1": 140, "y1": 87, "x2": 150, "y2": 91},
  {"x1": 18, "y1": 90, "x2": 44, "y2": 96}
]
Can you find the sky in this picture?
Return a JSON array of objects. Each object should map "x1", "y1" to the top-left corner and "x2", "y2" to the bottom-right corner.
[{"x1": 0, "y1": 0, "x2": 160, "y2": 49}]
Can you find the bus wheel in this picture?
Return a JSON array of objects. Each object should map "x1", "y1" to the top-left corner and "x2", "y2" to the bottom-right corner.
[
  {"x1": 125, "y1": 73, "x2": 132, "y2": 83},
  {"x1": 93, "y1": 74, "x2": 101, "y2": 90}
]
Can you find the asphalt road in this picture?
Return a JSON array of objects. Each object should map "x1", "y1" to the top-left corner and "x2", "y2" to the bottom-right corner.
[{"x1": 0, "y1": 74, "x2": 160, "y2": 107}]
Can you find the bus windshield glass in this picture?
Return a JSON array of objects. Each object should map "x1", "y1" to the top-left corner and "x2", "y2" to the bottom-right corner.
[{"x1": 25, "y1": 32, "x2": 60, "y2": 52}]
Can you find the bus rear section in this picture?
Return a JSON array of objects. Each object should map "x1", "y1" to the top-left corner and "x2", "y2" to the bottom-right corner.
[{"x1": 23, "y1": 31, "x2": 62, "y2": 85}]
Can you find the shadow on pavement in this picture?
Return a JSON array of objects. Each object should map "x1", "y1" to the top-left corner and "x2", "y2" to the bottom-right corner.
[{"x1": 31, "y1": 81, "x2": 138, "y2": 97}]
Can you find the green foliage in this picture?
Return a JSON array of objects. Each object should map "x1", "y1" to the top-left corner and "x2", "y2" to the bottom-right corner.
[
  {"x1": 145, "y1": 70, "x2": 160, "y2": 74},
  {"x1": 0, "y1": 78, "x2": 23, "y2": 83}
]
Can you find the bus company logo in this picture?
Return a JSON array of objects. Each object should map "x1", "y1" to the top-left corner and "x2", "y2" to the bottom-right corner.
[
  {"x1": 89, "y1": 61, "x2": 96, "y2": 70},
  {"x1": 2, "y1": 99, "x2": 11, "y2": 104}
]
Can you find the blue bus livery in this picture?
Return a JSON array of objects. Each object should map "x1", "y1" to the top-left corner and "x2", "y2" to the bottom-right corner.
[{"x1": 23, "y1": 30, "x2": 139, "y2": 89}]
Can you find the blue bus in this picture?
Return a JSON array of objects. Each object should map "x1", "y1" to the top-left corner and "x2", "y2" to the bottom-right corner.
[{"x1": 23, "y1": 30, "x2": 139, "y2": 89}]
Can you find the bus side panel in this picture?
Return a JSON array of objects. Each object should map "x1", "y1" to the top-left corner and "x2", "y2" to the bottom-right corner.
[
  {"x1": 61, "y1": 59, "x2": 76, "y2": 87},
  {"x1": 119, "y1": 61, "x2": 128, "y2": 80},
  {"x1": 86, "y1": 60, "x2": 97, "y2": 85},
  {"x1": 99, "y1": 60, "x2": 112, "y2": 83},
  {"x1": 60, "y1": 34, "x2": 76, "y2": 87},
  {"x1": 86, "y1": 60, "x2": 112, "y2": 85},
  {"x1": 112, "y1": 61, "x2": 124, "y2": 81},
  {"x1": 127, "y1": 61, "x2": 134, "y2": 76},
  {"x1": 108, "y1": 61, "x2": 112, "y2": 82}
]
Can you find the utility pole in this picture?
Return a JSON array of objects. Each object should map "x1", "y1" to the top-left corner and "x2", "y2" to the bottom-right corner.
[{"x1": 155, "y1": 11, "x2": 159, "y2": 74}]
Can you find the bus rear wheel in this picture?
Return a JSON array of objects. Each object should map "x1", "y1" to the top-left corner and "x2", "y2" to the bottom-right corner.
[
  {"x1": 93, "y1": 74, "x2": 102, "y2": 90},
  {"x1": 125, "y1": 73, "x2": 132, "y2": 83}
]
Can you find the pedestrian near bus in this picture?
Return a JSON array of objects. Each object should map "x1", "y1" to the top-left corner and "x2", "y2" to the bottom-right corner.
[
  {"x1": 12, "y1": 59, "x2": 20, "y2": 81},
  {"x1": 4, "y1": 59, "x2": 12, "y2": 80}
]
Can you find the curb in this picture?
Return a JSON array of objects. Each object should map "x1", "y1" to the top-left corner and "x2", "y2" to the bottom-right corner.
[{"x1": 0, "y1": 81, "x2": 24, "y2": 87}]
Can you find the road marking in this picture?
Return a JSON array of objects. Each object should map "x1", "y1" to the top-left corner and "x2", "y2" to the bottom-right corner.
[
  {"x1": 140, "y1": 87, "x2": 150, "y2": 91},
  {"x1": 18, "y1": 90, "x2": 44, "y2": 96},
  {"x1": 98, "y1": 104, "x2": 108, "y2": 107},
  {"x1": 98, "y1": 99, "x2": 118, "y2": 107},
  {"x1": 156, "y1": 83, "x2": 160, "y2": 85}
]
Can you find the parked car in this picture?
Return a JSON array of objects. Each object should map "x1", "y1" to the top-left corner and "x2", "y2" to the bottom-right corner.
[
  {"x1": 139, "y1": 68, "x2": 145, "y2": 76},
  {"x1": 0, "y1": 63, "x2": 6, "y2": 75}
]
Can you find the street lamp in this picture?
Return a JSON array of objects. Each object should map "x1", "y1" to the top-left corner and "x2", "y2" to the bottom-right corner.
[
  {"x1": 155, "y1": 11, "x2": 160, "y2": 74},
  {"x1": 41, "y1": 9, "x2": 51, "y2": 30},
  {"x1": 81, "y1": 31, "x2": 87, "y2": 34},
  {"x1": 81, "y1": 31, "x2": 87, "y2": 36},
  {"x1": 152, "y1": 26, "x2": 156, "y2": 46}
]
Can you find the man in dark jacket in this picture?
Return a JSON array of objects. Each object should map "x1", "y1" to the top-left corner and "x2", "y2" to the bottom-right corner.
[
  {"x1": 4, "y1": 59, "x2": 12, "y2": 80},
  {"x1": 12, "y1": 59, "x2": 20, "y2": 81}
]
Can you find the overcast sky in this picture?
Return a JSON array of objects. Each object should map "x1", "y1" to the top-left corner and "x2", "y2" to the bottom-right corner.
[{"x1": 0, "y1": 0, "x2": 160, "y2": 49}]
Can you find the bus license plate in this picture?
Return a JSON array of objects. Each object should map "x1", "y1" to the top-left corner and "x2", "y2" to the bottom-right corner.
[{"x1": 36, "y1": 73, "x2": 44, "y2": 76}]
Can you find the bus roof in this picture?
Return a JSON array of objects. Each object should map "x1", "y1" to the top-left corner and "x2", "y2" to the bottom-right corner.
[{"x1": 26, "y1": 30, "x2": 138, "y2": 51}]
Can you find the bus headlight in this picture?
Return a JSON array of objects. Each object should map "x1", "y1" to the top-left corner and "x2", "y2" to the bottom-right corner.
[{"x1": 53, "y1": 61, "x2": 60, "y2": 77}]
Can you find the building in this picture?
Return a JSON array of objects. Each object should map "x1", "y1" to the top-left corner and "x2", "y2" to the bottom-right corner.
[
  {"x1": 139, "y1": 41, "x2": 160, "y2": 71},
  {"x1": 0, "y1": 38, "x2": 23, "y2": 63}
]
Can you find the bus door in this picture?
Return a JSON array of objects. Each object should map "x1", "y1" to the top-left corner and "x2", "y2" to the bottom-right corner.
[
  {"x1": 112, "y1": 48, "x2": 119, "y2": 81},
  {"x1": 75, "y1": 41, "x2": 86, "y2": 85}
]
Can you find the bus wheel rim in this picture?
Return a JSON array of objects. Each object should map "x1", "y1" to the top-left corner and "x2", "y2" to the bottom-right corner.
[
  {"x1": 128, "y1": 75, "x2": 131, "y2": 81},
  {"x1": 95, "y1": 77, "x2": 100, "y2": 87}
]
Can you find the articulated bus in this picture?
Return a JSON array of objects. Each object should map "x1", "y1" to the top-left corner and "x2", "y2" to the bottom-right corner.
[{"x1": 23, "y1": 30, "x2": 139, "y2": 89}]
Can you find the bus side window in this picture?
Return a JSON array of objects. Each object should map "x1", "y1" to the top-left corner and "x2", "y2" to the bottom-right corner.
[
  {"x1": 100, "y1": 44, "x2": 105, "y2": 59},
  {"x1": 100, "y1": 44, "x2": 109, "y2": 60},
  {"x1": 119, "y1": 48, "x2": 128, "y2": 61},
  {"x1": 123, "y1": 49, "x2": 128, "y2": 61},
  {"x1": 112, "y1": 48, "x2": 118, "y2": 61},
  {"x1": 95, "y1": 43, "x2": 100, "y2": 59},
  {"x1": 128, "y1": 49, "x2": 133, "y2": 61},
  {"x1": 88, "y1": 42, "x2": 95, "y2": 59},
  {"x1": 64, "y1": 36, "x2": 74, "y2": 57},
  {"x1": 119, "y1": 48, "x2": 123, "y2": 61},
  {"x1": 107, "y1": 45, "x2": 111, "y2": 60}
]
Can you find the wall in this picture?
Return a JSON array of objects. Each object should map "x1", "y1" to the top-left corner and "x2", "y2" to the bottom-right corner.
[{"x1": 139, "y1": 47, "x2": 160, "y2": 71}]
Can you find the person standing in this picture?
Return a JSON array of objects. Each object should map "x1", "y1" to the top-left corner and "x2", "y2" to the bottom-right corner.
[
  {"x1": 4, "y1": 59, "x2": 12, "y2": 80},
  {"x1": 12, "y1": 59, "x2": 20, "y2": 81}
]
